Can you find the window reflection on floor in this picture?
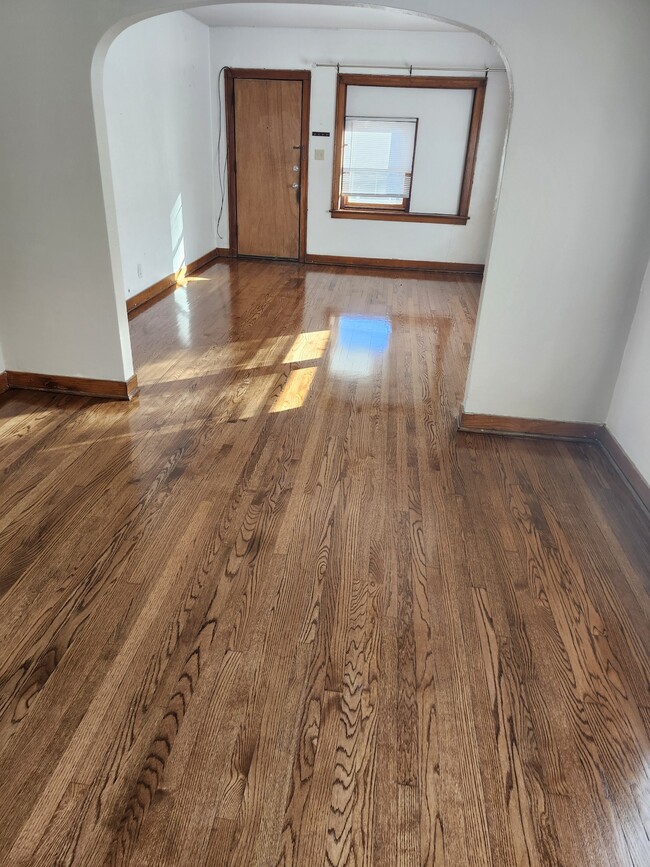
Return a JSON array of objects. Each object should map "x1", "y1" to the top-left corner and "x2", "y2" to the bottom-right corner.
[
  {"x1": 328, "y1": 314, "x2": 392, "y2": 380},
  {"x1": 138, "y1": 311, "x2": 393, "y2": 417}
]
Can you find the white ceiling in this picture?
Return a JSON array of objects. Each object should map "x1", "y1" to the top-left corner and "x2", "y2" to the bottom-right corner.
[{"x1": 185, "y1": 4, "x2": 463, "y2": 31}]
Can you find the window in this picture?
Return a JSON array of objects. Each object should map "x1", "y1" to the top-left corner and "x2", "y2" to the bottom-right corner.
[
  {"x1": 331, "y1": 74, "x2": 487, "y2": 224},
  {"x1": 341, "y1": 117, "x2": 418, "y2": 211}
]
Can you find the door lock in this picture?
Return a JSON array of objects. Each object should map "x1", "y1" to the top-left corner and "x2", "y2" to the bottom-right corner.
[
  {"x1": 292, "y1": 182, "x2": 300, "y2": 189},
  {"x1": 292, "y1": 165, "x2": 300, "y2": 172}
]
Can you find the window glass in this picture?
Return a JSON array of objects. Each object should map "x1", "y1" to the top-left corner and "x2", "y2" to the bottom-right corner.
[{"x1": 341, "y1": 117, "x2": 417, "y2": 209}]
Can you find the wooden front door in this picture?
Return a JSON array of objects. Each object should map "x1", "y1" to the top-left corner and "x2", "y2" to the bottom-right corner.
[{"x1": 228, "y1": 72, "x2": 309, "y2": 261}]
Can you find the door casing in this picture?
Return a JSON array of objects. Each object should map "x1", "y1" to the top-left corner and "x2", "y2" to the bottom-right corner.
[{"x1": 225, "y1": 68, "x2": 311, "y2": 262}]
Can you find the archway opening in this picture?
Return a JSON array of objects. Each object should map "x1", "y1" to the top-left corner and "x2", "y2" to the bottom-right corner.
[{"x1": 92, "y1": 2, "x2": 512, "y2": 402}]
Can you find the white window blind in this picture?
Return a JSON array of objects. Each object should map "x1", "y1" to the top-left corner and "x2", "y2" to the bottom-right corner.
[{"x1": 342, "y1": 117, "x2": 417, "y2": 206}]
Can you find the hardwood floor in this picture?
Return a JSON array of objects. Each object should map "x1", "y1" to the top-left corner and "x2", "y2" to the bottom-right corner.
[{"x1": 0, "y1": 259, "x2": 648, "y2": 866}]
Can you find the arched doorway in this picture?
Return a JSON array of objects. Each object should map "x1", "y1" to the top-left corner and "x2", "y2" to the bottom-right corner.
[{"x1": 92, "y1": 2, "x2": 512, "y2": 403}]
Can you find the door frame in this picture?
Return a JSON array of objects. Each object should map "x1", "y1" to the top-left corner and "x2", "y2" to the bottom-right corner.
[{"x1": 224, "y1": 68, "x2": 311, "y2": 263}]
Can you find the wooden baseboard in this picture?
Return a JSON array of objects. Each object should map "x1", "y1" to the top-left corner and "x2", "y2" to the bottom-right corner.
[
  {"x1": 597, "y1": 427, "x2": 650, "y2": 514},
  {"x1": 458, "y1": 409, "x2": 649, "y2": 515},
  {"x1": 126, "y1": 247, "x2": 228, "y2": 315},
  {"x1": 458, "y1": 410, "x2": 603, "y2": 441},
  {"x1": 304, "y1": 254, "x2": 484, "y2": 275},
  {"x1": 6, "y1": 371, "x2": 139, "y2": 401},
  {"x1": 214, "y1": 251, "x2": 481, "y2": 275},
  {"x1": 0, "y1": 371, "x2": 8, "y2": 395}
]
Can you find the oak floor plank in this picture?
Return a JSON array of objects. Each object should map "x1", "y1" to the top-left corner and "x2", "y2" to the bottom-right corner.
[
  {"x1": 1, "y1": 259, "x2": 648, "y2": 866},
  {"x1": 453, "y1": 438, "x2": 589, "y2": 867},
  {"x1": 469, "y1": 434, "x2": 642, "y2": 865},
  {"x1": 4, "y1": 509, "x2": 221, "y2": 864}
]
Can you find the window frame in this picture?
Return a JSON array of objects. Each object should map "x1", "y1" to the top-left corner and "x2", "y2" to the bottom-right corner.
[{"x1": 330, "y1": 73, "x2": 487, "y2": 225}]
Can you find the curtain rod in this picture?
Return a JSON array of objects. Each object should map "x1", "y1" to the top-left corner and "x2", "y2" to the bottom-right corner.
[{"x1": 313, "y1": 63, "x2": 505, "y2": 73}]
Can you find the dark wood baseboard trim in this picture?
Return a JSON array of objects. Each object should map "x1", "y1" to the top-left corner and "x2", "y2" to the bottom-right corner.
[
  {"x1": 305, "y1": 254, "x2": 484, "y2": 275},
  {"x1": 5, "y1": 371, "x2": 139, "y2": 401},
  {"x1": 216, "y1": 251, "x2": 482, "y2": 276},
  {"x1": 458, "y1": 410, "x2": 603, "y2": 441},
  {"x1": 126, "y1": 247, "x2": 228, "y2": 315},
  {"x1": 458, "y1": 409, "x2": 650, "y2": 515},
  {"x1": 597, "y1": 427, "x2": 650, "y2": 514},
  {"x1": 0, "y1": 371, "x2": 8, "y2": 395}
]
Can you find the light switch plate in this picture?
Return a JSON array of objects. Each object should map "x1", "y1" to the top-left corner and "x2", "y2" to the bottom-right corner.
[{"x1": 314, "y1": 148, "x2": 325, "y2": 161}]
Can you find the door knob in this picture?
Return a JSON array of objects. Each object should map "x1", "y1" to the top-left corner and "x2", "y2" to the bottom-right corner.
[
  {"x1": 292, "y1": 182, "x2": 299, "y2": 189},
  {"x1": 292, "y1": 165, "x2": 300, "y2": 172}
]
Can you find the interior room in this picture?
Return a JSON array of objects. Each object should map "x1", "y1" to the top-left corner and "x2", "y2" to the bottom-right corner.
[
  {"x1": 0, "y1": 1, "x2": 648, "y2": 865},
  {"x1": 102, "y1": 6, "x2": 510, "y2": 301}
]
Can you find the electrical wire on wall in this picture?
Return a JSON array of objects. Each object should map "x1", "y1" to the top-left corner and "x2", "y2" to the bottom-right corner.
[{"x1": 215, "y1": 66, "x2": 230, "y2": 240}]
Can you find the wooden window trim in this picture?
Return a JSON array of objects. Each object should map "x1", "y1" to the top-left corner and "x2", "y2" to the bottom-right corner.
[{"x1": 330, "y1": 73, "x2": 486, "y2": 224}]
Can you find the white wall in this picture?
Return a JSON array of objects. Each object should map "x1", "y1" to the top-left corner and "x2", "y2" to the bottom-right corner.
[
  {"x1": 0, "y1": 4, "x2": 134, "y2": 381},
  {"x1": 104, "y1": 12, "x2": 214, "y2": 299},
  {"x1": 607, "y1": 256, "x2": 650, "y2": 485},
  {"x1": 209, "y1": 27, "x2": 508, "y2": 264},
  {"x1": 0, "y1": 0, "x2": 649, "y2": 424},
  {"x1": 462, "y1": 1, "x2": 650, "y2": 423}
]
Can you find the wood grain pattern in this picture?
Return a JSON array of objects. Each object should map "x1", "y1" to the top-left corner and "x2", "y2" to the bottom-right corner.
[
  {"x1": 598, "y1": 426, "x2": 650, "y2": 515},
  {"x1": 0, "y1": 258, "x2": 648, "y2": 866},
  {"x1": 460, "y1": 412, "x2": 650, "y2": 517},
  {"x1": 4, "y1": 371, "x2": 138, "y2": 400},
  {"x1": 224, "y1": 68, "x2": 311, "y2": 262},
  {"x1": 459, "y1": 409, "x2": 603, "y2": 440},
  {"x1": 229, "y1": 73, "x2": 308, "y2": 261}
]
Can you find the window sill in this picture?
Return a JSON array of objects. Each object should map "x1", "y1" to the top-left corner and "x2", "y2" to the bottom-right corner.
[{"x1": 329, "y1": 208, "x2": 469, "y2": 225}]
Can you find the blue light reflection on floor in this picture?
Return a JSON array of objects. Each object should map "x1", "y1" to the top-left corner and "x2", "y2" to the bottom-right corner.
[
  {"x1": 329, "y1": 314, "x2": 392, "y2": 380},
  {"x1": 337, "y1": 315, "x2": 392, "y2": 353}
]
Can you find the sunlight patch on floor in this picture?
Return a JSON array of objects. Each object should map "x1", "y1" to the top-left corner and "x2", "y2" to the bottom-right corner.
[
  {"x1": 271, "y1": 366, "x2": 317, "y2": 413},
  {"x1": 283, "y1": 330, "x2": 330, "y2": 364}
]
